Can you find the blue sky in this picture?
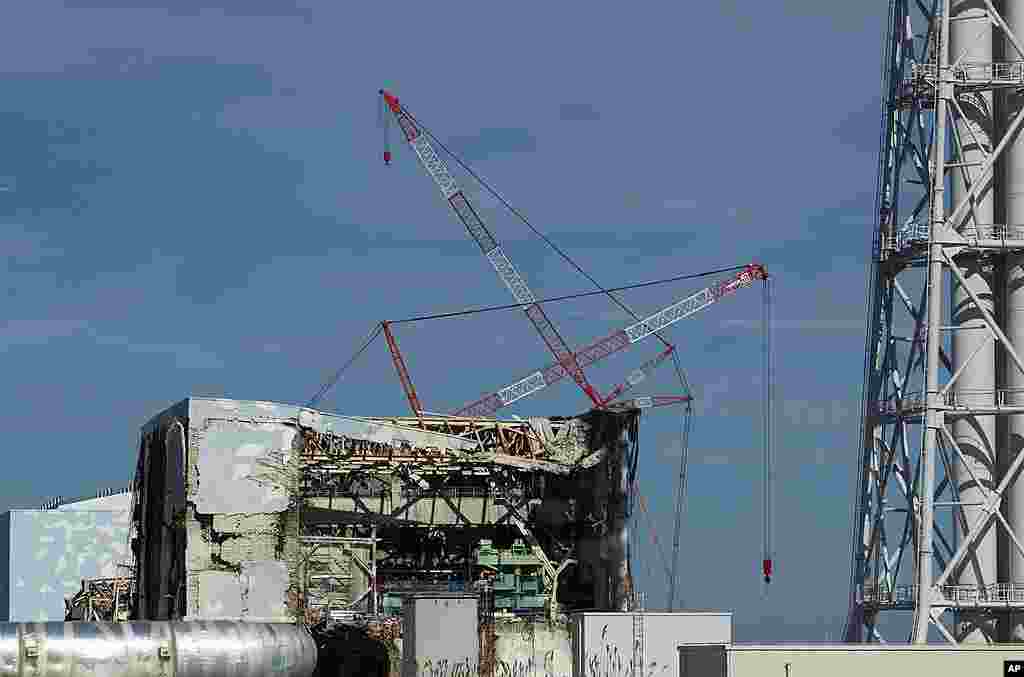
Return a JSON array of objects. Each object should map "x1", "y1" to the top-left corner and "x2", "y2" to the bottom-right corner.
[{"x1": 1, "y1": 1, "x2": 885, "y2": 640}]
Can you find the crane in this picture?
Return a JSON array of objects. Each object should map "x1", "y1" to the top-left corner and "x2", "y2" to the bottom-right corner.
[
  {"x1": 379, "y1": 89, "x2": 603, "y2": 409},
  {"x1": 376, "y1": 267, "x2": 773, "y2": 594},
  {"x1": 381, "y1": 321, "x2": 422, "y2": 417},
  {"x1": 375, "y1": 90, "x2": 774, "y2": 588},
  {"x1": 454, "y1": 264, "x2": 767, "y2": 417}
]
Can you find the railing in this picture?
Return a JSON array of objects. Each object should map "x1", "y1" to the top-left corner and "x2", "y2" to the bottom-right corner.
[
  {"x1": 875, "y1": 388, "x2": 1024, "y2": 415},
  {"x1": 882, "y1": 223, "x2": 1024, "y2": 254},
  {"x1": 478, "y1": 551, "x2": 543, "y2": 567},
  {"x1": 862, "y1": 583, "x2": 918, "y2": 606},
  {"x1": 961, "y1": 224, "x2": 1024, "y2": 241},
  {"x1": 912, "y1": 61, "x2": 1024, "y2": 84},
  {"x1": 874, "y1": 394, "x2": 926, "y2": 416},
  {"x1": 401, "y1": 486, "x2": 503, "y2": 498},
  {"x1": 380, "y1": 580, "x2": 455, "y2": 592},
  {"x1": 863, "y1": 582, "x2": 1024, "y2": 606},
  {"x1": 947, "y1": 388, "x2": 1024, "y2": 407}
]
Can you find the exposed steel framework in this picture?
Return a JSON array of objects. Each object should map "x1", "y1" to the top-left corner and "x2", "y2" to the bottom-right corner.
[{"x1": 847, "y1": 0, "x2": 1024, "y2": 644}]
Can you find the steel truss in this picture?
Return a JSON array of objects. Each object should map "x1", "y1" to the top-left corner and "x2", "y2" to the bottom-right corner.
[
  {"x1": 295, "y1": 414, "x2": 619, "y2": 618},
  {"x1": 848, "y1": 0, "x2": 1024, "y2": 643},
  {"x1": 300, "y1": 415, "x2": 587, "y2": 468},
  {"x1": 65, "y1": 574, "x2": 135, "y2": 622}
]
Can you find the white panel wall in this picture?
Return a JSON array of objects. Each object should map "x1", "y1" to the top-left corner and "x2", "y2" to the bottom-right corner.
[
  {"x1": 728, "y1": 645, "x2": 1024, "y2": 677},
  {"x1": 574, "y1": 612, "x2": 732, "y2": 677},
  {"x1": 402, "y1": 594, "x2": 479, "y2": 677}
]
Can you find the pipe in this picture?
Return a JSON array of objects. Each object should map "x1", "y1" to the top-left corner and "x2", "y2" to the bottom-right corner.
[
  {"x1": 949, "y1": 0, "x2": 997, "y2": 643},
  {"x1": 0, "y1": 622, "x2": 318, "y2": 677},
  {"x1": 1004, "y1": 0, "x2": 1024, "y2": 643}
]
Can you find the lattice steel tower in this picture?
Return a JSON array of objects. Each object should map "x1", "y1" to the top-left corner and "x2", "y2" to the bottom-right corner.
[{"x1": 847, "y1": 0, "x2": 1024, "y2": 643}]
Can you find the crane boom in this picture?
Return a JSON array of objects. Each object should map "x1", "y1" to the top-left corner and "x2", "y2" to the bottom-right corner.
[
  {"x1": 606, "y1": 395, "x2": 692, "y2": 411},
  {"x1": 454, "y1": 264, "x2": 767, "y2": 417},
  {"x1": 381, "y1": 321, "x2": 423, "y2": 416},
  {"x1": 380, "y1": 89, "x2": 601, "y2": 407}
]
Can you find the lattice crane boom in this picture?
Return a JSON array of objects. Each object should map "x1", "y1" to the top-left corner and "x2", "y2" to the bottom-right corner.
[
  {"x1": 381, "y1": 321, "x2": 423, "y2": 416},
  {"x1": 380, "y1": 89, "x2": 601, "y2": 407},
  {"x1": 454, "y1": 264, "x2": 768, "y2": 417},
  {"x1": 607, "y1": 395, "x2": 692, "y2": 411}
]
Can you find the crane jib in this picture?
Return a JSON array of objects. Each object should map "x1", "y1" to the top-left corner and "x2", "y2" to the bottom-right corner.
[
  {"x1": 411, "y1": 134, "x2": 459, "y2": 199},
  {"x1": 625, "y1": 289, "x2": 715, "y2": 344},
  {"x1": 381, "y1": 91, "x2": 769, "y2": 421},
  {"x1": 497, "y1": 371, "x2": 547, "y2": 406},
  {"x1": 487, "y1": 247, "x2": 537, "y2": 305},
  {"x1": 392, "y1": 96, "x2": 598, "y2": 404},
  {"x1": 449, "y1": 193, "x2": 499, "y2": 252}
]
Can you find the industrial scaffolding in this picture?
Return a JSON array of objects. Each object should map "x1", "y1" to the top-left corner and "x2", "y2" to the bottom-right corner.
[{"x1": 848, "y1": 0, "x2": 1024, "y2": 644}]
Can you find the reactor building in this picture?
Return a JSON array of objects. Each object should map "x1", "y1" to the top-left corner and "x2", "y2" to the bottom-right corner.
[{"x1": 125, "y1": 396, "x2": 643, "y2": 675}]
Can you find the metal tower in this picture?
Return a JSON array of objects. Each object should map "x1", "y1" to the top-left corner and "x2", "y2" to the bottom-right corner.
[{"x1": 847, "y1": 0, "x2": 1024, "y2": 643}]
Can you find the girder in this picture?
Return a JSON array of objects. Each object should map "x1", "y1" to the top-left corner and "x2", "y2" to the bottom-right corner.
[{"x1": 848, "y1": 0, "x2": 1024, "y2": 644}]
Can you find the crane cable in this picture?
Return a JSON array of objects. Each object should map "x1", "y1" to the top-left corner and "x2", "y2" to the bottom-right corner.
[
  {"x1": 305, "y1": 264, "x2": 742, "y2": 407},
  {"x1": 391, "y1": 101, "x2": 675, "y2": 349},
  {"x1": 308, "y1": 323, "x2": 384, "y2": 408},
  {"x1": 632, "y1": 483, "x2": 673, "y2": 584},
  {"x1": 390, "y1": 266, "x2": 746, "y2": 325},
  {"x1": 667, "y1": 350, "x2": 693, "y2": 612},
  {"x1": 762, "y1": 275, "x2": 774, "y2": 585}
]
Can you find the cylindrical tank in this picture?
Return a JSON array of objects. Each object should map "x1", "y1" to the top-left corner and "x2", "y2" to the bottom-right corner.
[
  {"x1": 0, "y1": 622, "x2": 317, "y2": 677},
  {"x1": 950, "y1": 0, "x2": 998, "y2": 643},
  {"x1": 1003, "y1": 0, "x2": 1024, "y2": 643}
]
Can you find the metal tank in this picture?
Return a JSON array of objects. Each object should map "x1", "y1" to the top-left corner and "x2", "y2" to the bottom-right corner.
[
  {"x1": 0, "y1": 622, "x2": 317, "y2": 677},
  {"x1": 1003, "y1": 0, "x2": 1024, "y2": 643},
  {"x1": 949, "y1": 0, "x2": 998, "y2": 643}
]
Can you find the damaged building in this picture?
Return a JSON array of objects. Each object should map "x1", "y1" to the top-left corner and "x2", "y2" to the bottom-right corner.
[{"x1": 128, "y1": 397, "x2": 642, "y2": 676}]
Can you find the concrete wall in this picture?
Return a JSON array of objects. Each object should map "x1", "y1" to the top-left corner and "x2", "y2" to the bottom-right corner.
[
  {"x1": 385, "y1": 616, "x2": 574, "y2": 677},
  {"x1": 401, "y1": 594, "x2": 478, "y2": 677},
  {"x1": 137, "y1": 398, "x2": 300, "y2": 622},
  {"x1": 4, "y1": 509, "x2": 129, "y2": 621},
  {"x1": 573, "y1": 612, "x2": 732, "y2": 677},
  {"x1": 728, "y1": 645, "x2": 1024, "y2": 677},
  {"x1": 183, "y1": 408, "x2": 296, "y2": 621},
  {"x1": 493, "y1": 618, "x2": 572, "y2": 677}
]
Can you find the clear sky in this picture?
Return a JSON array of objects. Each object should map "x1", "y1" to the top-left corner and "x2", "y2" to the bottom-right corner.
[{"x1": 0, "y1": 1, "x2": 885, "y2": 641}]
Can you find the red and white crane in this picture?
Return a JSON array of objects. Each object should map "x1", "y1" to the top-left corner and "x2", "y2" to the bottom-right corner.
[
  {"x1": 375, "y1": 89, "x2": 774, "y2": 587},
  {"x1": 454, "y1": 263, "x2": 766, "y2": 417},
  {"x1": 380, "y1": 89, "x2": 603, "y2": 409}
]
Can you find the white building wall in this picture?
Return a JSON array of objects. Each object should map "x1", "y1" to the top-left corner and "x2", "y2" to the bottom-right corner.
[
  {"x1": 573, "y1": 612, "x2": 732, "y2": 677},
  {"x1": 57, "y1": 492, "x2": 132, "y2": 512},
  {"x1": 5, "y1": 508, "x2": 130, "y2": 621},
  {"x1": 726, "y1": 645, "x2": 1024, "y2": 677},
  {"x1": 402, "y1": 594, "x2": 479, "y2": 677}
]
